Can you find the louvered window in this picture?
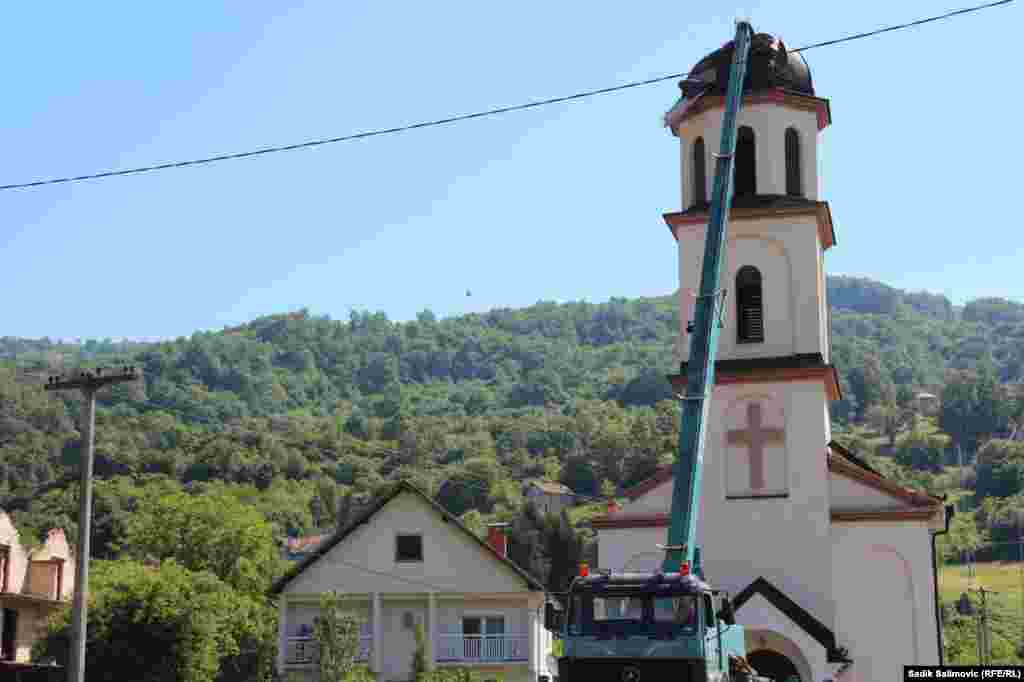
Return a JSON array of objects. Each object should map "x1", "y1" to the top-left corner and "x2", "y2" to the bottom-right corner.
[
  {"x1": 737, "y1": 266, "x2": 764, "y2": 343},
  {"x1": 785, "y1": 127, "x2": 802, "y2": 197},
  {"x1": 692, "y1": 137, "x2": 706, "y2": 207}
]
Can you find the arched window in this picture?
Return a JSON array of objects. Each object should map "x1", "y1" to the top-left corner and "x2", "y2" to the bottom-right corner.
[
  {"x1": 734, "y1": 126, "x2": 756, "y2": 196},
  {"x1": 736, "y1": 266, "x2": 764, "y2": 343},
  {"x1": 692, "y1": 137, "x2": 706, "y2": 207},
  {"x1": 785, "y1": 127, "x2": 802, "y2": 197}
]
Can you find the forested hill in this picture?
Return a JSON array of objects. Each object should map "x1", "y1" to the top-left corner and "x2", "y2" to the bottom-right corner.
[
  {"x1": 2, "y1": 274, "x2": 1024, "y2": 554},
  {"x1": 3, "y1": 274, "x2": 1023, "y2": 425}
]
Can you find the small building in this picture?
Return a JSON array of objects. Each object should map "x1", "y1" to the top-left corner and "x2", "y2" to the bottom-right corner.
[
  {"x1": 522, "y1": 481, "x2": 574, "y2": 516},
  {"x1": 270, "y1": 480, "x2": 554, "y2": 682},
  {"x1": 0, "y1": 511, "x2": 74, "y2": 667},
  {"x1": 283, "y1": 534, "x2": 330, "y2": 562}
]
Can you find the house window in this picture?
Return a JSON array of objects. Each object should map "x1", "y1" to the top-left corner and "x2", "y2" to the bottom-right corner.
[
  {"x1": 692, "y1": 137, "x2": 707, "y2": 207},
  {"x1": 785, "y1": 127, "x2": 802, "y2": 197},
  {"x1": 54, "y1": 559, "x2": 64, "y2": 600},
  {"x1": 462, "y1": 615, "x2": 506, "y2": 660},
  {"x1": 395, "y1": 534, "x2": 423, "y2": 562},
  {"x1": 1, "y1": 608, "x2": 15, "y2": 661},
  {"x1": 734, "y1": 126, "x2": 756, "y2": 197},
  {"x1": 736, "y1": 266, "x2": 764, "y2": 343}
]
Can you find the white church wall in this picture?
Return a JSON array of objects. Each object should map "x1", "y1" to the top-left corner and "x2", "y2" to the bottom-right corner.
[
  {"x1": 702, "y1": 381, "x2": 835, "y2": 629},
  {"x1": 832, "y1": 523, "x2": 940, "y2": 678},
  {"x1": 675, "y1": 217, "x2": 826, "y2": 362},
  {"x1": 829, "y1": 474, "x2": 908, "y2": 511},
  {"x1": 598, "y1": 526, "x2": 664, "y2": 575},
  {"x1": 603, "y1": 380, "x2": 835, "y2": 632}
]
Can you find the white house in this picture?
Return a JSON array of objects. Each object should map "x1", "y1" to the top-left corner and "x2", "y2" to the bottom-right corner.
[
  {"x1": 591, "y1": 31, "x2": 952, "y2": 682},
  {"x1": 270, "y1": 481, "x2": 555, "y2": 682}
]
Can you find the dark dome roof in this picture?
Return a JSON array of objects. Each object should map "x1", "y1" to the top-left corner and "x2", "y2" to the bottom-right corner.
[{"x1": 679, "y1": 32, "x2": 814, "y2": 99}]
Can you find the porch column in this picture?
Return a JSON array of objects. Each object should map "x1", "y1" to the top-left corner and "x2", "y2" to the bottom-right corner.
[
  {"x1": 427, "y1": 592, "x2": 437, "y2": 671},
  {"x1": 276, "y1": 597, "x2": 287, "y2": 678},
  {"x1": 528, "y1": 606, "x2": 539, "y2": 680},
  {"x1": 372, "y1": 592, "x2": 383, "y2": 675}
]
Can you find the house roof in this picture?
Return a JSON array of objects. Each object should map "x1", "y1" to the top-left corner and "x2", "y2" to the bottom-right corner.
[
  {"x1": 269, "y1": 480, "x2": 546, "y2": 595},
  {"x1": 616, "y1": 439, "x2": 941, "y2": 507},
  {"x1": 526, "y1": 480, "x2": 572, "y2": 495}
]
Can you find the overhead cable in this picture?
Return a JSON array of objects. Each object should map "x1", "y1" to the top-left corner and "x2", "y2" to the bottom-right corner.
[{"x1": 0, "y1": 0, "x2": 1012, "y2": 192}]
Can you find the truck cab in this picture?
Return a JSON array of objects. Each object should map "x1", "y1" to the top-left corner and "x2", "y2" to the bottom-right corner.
[{"x1": 547, "y1": 570, "x2": 746, "y2": 681}]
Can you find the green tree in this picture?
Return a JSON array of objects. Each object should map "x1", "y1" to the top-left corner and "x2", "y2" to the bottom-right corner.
[
  {"x1": 411, "y1": 622, "x2": 428, "y2": 681},
  {"x1": 542, "y1": 509, "x2": 584, "y2": 599},
  {"x1": 314, "y1": 590, "x2": 364, "y2": 682},
  {"x1": 32, "y1": 559, "x2": 275, "y2": 682},
  {"x1": 122, "y1": 489, "x2": 284, "y2": 594}
]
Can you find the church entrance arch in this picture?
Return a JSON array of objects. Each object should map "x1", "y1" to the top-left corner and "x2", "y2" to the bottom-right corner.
[{"x1": 747, "y1": 649, "x2": 801, "y2": 681}]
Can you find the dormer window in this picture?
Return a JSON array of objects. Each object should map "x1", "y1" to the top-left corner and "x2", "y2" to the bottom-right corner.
[
  {"x1": 692, "y1": 137, "x2": 706, "y2": 207},
  {"x1": 395, "y1": 534, "x2": 423, "y2": 563},
  {"x1": 736, "y1": 266, "x2": 764, "y2": 343},
  {"x1": 785, "y1": 127, "x2": 802, "y2": 197},
  {"x1": 734, "y1": 127, "x2": 756, "y2": 197}
]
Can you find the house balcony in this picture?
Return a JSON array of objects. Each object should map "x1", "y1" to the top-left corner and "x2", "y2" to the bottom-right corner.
[
  {"x1": 436, "y1": 634, "x2": 529, "y2": 664},
  {"x1": 284, "y1": 635, "x2": 372, "y2": 666}
]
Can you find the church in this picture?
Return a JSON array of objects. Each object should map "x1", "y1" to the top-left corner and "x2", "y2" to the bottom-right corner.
[{"x1": 590, "y1": 32, "x2": 953, "y2": 682}]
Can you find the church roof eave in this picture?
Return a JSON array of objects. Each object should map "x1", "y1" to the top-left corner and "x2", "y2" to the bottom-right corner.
[
  {"x1": 827, "y1": 444, "x2": 943, "y2": 508},
  {"x1": 732, "y1": 576, "x2": 850, "y2": 664}
]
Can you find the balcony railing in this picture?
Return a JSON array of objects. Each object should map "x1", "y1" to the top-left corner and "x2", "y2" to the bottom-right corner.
[
  {"x1": 285, "y1": 636, "x2": 371, "y2": 665},
  {"x1": 437, "y1": 634, "x2": 529, "y2": 663}
]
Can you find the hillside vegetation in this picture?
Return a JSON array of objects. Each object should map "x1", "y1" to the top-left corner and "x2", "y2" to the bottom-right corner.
[{"x1": 5, "y1": 274, "x2": 1024, "y2": 669}]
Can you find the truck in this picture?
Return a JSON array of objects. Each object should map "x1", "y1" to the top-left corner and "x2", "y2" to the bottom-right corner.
[{"x1": 543, "y1": 20, "x2": 772, "y2": 682}]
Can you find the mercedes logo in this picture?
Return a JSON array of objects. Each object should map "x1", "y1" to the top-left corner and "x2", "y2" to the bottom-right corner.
[{"x1": 621, "y1": 666, "x2": 641, "y2": 682}]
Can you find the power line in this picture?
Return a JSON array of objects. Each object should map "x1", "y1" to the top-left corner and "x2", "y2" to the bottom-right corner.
[
  {"x1": 0, "y1": 0, "x2": 1013, "y2": 193},
  {"x1": 788, "y1": 0, "x2": 1013, "y2": 53},
  {"x1": 0, "y1": 73, "x2": 688, "y2": 192}
]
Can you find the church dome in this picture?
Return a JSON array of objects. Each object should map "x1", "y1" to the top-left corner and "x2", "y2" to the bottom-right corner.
[{"x1": 679, "y1": 32, "x2": 814, "y2": 99}]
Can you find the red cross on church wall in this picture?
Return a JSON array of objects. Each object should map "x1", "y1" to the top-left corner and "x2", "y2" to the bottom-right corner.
[{"x1": 726, "y1": 402, "x2": 785, "y2": 490}]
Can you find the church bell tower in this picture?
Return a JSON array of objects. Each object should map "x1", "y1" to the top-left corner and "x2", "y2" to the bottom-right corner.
[{"x1": 662, "y1": 31, "x2": 843, "y2": 670}]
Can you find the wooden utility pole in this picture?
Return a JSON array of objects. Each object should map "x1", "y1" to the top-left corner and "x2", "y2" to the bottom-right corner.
[{"x1": 44, "y1": 366, "x2": 141, "y2": 682}]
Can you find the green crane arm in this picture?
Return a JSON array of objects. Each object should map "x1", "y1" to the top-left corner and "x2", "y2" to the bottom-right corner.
[{"x1": 662, "y1": 20, "x2": 754, "y2": 575}]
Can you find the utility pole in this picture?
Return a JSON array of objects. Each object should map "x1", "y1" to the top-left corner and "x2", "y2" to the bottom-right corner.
[
  {"x1": 44, "y1": 366, "x2": 141, "y2": 682},
  {"x1": 970, "y1": 586, "x2": 997, "y2": 664}
]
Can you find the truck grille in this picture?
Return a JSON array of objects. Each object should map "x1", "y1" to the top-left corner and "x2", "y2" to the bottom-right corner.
[{"x1": 557, "y1": 657, "x2": 708, "y2": 682}]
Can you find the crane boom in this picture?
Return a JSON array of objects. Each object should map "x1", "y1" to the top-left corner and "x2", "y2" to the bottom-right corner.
[
  {"x1": 548, "y1": 23, "x2": 768, "y2": 682},
  {"x1": 662, "y1": 19, "x2": 754, "y2": 575}
]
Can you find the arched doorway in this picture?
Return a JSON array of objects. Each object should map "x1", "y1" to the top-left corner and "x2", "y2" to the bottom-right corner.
[{"x1": 747, "y1": 649, "x2": 801, "y2": 681}]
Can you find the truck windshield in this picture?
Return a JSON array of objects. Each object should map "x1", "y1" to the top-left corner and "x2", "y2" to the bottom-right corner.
[{"x1": 568, "y1": 594, "x2": 699, "y2": 635}]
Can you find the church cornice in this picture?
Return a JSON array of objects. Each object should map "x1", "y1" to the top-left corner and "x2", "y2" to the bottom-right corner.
[
  {"x1": 669, "y1": 88, "x2": 832, "y2": 133},
  {"x1": 667, "y1": 353, "x2": 842, "y2": 401},
  {"x1": 830, "y1": 509, "x2": 938, "y2": 523},
  {"x1": 664, "y1": 199, "x2": 836, "y2": 251}
]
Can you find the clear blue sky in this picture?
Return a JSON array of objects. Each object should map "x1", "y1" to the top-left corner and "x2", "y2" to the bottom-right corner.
[{"x1": 2, "y1": 1, "x2": 1019, "y2": 341}]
